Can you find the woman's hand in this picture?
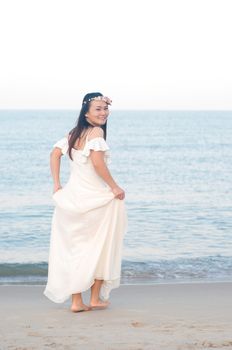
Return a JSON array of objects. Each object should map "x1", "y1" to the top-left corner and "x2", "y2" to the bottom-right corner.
[
  {"x1": 111, "y1": 186, "x2": 125, "y2": 200},
  {"x1": 53, "y1": 184, "x2": 62, "y2": 194}
]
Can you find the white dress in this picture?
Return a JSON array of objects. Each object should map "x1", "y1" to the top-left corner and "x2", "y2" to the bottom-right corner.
[{"x1": 43, "y1": 132, "x2": 128, "y2": 303}]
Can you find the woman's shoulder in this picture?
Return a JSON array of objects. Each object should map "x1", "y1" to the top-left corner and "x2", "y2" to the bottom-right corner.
[{"x1": 87, "y1": 126, "x2": 104, "y2": 140}]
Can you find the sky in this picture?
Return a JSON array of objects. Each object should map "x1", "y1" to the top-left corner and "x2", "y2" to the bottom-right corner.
[{"x1": 0, "y1": 0, "x2": 232, "y2": 110}]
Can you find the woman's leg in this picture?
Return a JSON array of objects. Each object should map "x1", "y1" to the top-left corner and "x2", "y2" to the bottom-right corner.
[
  {"x1": 90, "y1": 279, "x2": 109, "y2": 309},
  {"x1": 71, "y1": 293, "x2": 91, "y2": 312}
]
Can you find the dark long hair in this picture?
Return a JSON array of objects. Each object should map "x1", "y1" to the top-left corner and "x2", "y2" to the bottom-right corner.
[{"x1": 68, "y1": 92, "x2": 107, "y2": 160}]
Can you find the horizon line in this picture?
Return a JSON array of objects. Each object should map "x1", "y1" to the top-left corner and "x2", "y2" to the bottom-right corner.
[{"x1": 0, "y1": 108, "x2": 232, "y2": 112}]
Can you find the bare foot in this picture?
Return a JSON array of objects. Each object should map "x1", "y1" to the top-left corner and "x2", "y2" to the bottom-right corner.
[
  {"x1": 90, "y1": 299, "x2": 110, "y2": 310},
  {"x1": 71, "y1": 303, "x2": 91, "y2": 313}
]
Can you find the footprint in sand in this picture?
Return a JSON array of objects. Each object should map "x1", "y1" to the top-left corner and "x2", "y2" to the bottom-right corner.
[
  {"x1": 200, "y1": 341, "x2": 232, "y2": 348},
  {"x1": 44, "y1": 342, "x2": 57, "y2": 348},
  {"x1": 177, "y1": 341, "x2": 232, "y2": 350},
  {"x1": 27, "y1": 331, "x2": 41, "y2": 337},
  {"x1": 222, "y1": 341, "x2": 232, "y2": 347},
  {"x1": 131, "y1": 321, "x2": 145, "y2": 328}
]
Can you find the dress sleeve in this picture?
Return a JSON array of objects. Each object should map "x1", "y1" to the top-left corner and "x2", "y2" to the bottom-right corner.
[
  {"x1": 53, "y1": 136, "x2": 69, "y2": 155},
  {"x1": 82, "y1": 137, "x2": 109, "y2": 157},
  {"x1": 82, "y1": 137, "x2": 111, "y2": 163}
]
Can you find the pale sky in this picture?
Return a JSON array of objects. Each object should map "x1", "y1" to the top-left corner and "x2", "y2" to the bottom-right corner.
[{"x1": 0, "y1": 0, "x2": 232, "y2": 110}]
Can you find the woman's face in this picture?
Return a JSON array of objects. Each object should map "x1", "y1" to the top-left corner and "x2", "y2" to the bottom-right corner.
[{"x1": 85, "y1": 100, "x2": 109, "y2": 126}]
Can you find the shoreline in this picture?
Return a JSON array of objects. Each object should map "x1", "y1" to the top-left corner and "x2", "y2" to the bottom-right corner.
[
  {"x1": 1, "y1": 278, "x2": 232, "y2": 286},
  {"x1": 1, "y1": 282, "x2": 232, "y2": 349}
]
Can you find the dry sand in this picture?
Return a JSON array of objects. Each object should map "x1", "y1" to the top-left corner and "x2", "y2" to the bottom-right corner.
[{"x1": 0, "y1": 282, "x2": 232, "y2": 350}]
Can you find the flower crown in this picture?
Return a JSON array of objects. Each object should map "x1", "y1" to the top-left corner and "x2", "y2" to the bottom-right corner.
[{"x1": 83, "y1": 96, "x2": 112, "y2": 105}]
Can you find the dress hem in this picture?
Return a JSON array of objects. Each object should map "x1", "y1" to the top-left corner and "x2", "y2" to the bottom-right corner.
[{"x1": 43, "y1": 276, "x2": 121, "y2": 304}]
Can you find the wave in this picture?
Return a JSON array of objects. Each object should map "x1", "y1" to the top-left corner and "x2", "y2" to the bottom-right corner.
[
  {"x1": 122, "y1": 255, "x2": 232, "y2": 283},
  {"x1": 0, "y1": 255, "x2": 232, "y2": 284},
  {"x1": 0, "y1": 262, "x2": 48, "y2": 277}
]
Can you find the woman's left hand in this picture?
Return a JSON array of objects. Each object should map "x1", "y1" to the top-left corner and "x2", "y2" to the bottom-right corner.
[{"x1": 53, "y1": 185, "x2": 62, "y2": 194}]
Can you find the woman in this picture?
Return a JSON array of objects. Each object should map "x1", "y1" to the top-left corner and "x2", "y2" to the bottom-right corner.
[{"x1": 44, "y1": 92, "x2": 127, "y2": 313}]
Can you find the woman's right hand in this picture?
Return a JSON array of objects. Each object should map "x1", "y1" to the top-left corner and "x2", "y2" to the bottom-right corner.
[{"x1": 111, "y1": 186, "x2": 125, "y2": 200}]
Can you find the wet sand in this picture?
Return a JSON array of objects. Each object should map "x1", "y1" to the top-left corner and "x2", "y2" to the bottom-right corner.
[{"x1": 0, "y1": 282, "x2": 232, "y2": 350}]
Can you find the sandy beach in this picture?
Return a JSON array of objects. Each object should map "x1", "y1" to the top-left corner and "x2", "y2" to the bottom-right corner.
[{"x1": 0, "y1": 282, "x2": 232, "y2": 350}]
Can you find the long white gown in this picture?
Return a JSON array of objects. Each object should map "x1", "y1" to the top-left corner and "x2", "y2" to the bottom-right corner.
[{"x1": 43, "y1": 132, "x2": 127, "y2": 303}]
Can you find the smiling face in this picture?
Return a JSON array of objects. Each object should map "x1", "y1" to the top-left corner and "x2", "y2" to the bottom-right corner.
[{"x1": 85, "y1": 100, "x2": 110, "y2": 126}]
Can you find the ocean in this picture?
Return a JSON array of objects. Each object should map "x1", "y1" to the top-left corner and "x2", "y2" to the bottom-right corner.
[{"x1": 0, "y1": 110, "x2": 232, "y2": 285}]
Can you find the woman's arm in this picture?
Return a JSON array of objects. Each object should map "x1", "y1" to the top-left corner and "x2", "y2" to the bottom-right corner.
[
  {"x1": 50, "y1": 147, "x2": 63, "y2": 193},
  {"x1": 87, "y1": 127, "x2": 125, "y2": 200},
  {"x1": 90, "y1": 151, "x2": 125, "y2": 200}
]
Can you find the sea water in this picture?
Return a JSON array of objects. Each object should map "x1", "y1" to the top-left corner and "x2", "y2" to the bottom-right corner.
[{"x1": 0, "y1": 110, "x2": 232, "y2": 284}]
